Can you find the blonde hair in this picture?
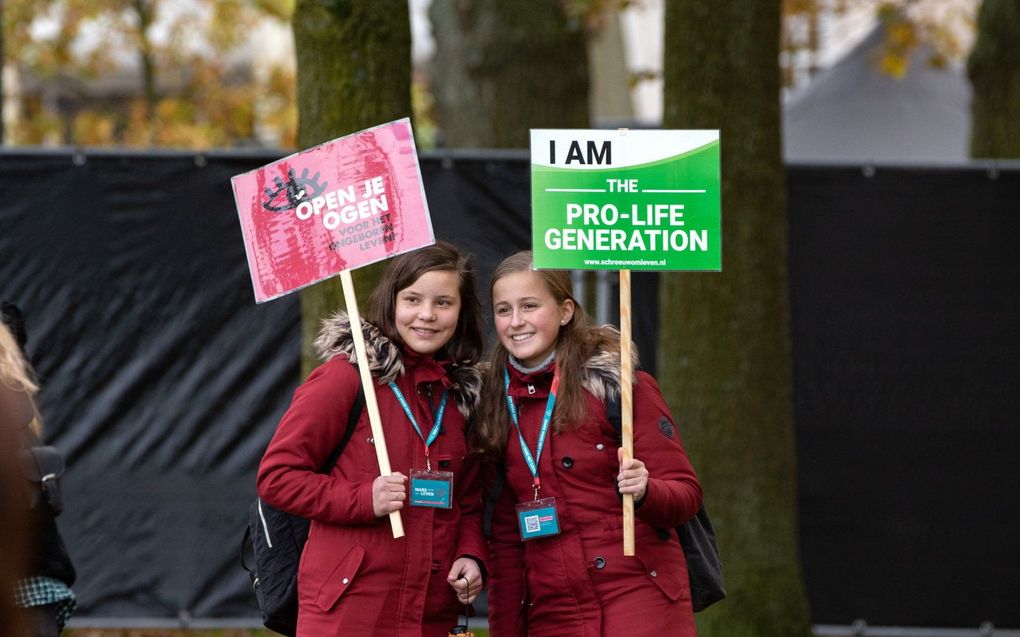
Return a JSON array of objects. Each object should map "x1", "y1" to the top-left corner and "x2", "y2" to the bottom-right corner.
[{"x1": 0, "y1": 323, "x2": 41, "y2": 434}]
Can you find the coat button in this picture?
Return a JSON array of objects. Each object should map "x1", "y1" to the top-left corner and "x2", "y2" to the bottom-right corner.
[
  {"x1": 342, "y1": 578, "x2": 349, "y2": 585},
  {"x1": 561, "y1": 457, "x2": 574, "y2": 469},
  {"x1": 650, "y1": 570, "x2": 657, "y2": 578},
  {"x1": 439, "y1": 459, "x2": 451, "y2": 469},
  {"x1": 367, "y1": 436, "x2": 374, "y2": 445},
  {"x1": 595, "y1": 443, "x2": 605, "y2": 451},
  {"x1": 594, "y1": 556, "x2": 606, "y2": 569}
]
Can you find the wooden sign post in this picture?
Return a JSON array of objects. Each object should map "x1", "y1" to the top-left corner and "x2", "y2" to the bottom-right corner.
[
  {"x1": 618, "y1": 269, "x2": 636, "y2": 554},
  {"x1": 340, "y1": 270, "x2": 404, "y2": 537},
  {"x1": 232, "y1": 118, "x2": 436, "y2": 539},
  {"x1": 530, "y1": 128, "x2": 721, "y2": 556}
]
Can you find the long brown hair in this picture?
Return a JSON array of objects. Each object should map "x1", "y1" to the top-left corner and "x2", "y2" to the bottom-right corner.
[
  {"x1": 473, "y1": 251, "x2": 618, "y2": 459},
  {"x1": 367, "y1": 241, "x2": 484, "y2": 365}
]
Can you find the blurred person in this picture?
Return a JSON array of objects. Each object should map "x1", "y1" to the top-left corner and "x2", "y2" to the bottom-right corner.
[
  {"x1": 1, "y1": 304, "x2": 76, "y2": 637},
  {"x1": 0, "y1": 354, "x2": 31, "y2": 637}
]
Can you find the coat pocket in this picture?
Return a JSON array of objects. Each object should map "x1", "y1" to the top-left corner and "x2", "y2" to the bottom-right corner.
[
  {"x1": 314, "y1": 544, "x2": 366, "y2": 612},
  {"x1": 636, "y1": 544, "x2": 690, "y2": 602}
]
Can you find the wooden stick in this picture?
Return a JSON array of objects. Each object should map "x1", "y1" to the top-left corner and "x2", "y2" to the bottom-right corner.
[
  {"x1": 340, "y1": 269, "x2": 405, "y2": 539},
  {"x1": 619, "y1": 269, "x2": 635, "y2": 556}
]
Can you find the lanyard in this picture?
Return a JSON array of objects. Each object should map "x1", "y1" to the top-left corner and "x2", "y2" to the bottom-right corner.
[
  {"x1": 503, "y1": 367, "x2": 558, "y2": 500},
  {"x1": 389, "y1": 382, "x2": 448, "y2": 471}
]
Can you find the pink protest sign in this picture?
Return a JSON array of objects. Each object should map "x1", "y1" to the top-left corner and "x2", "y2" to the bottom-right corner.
[{"x1": 231, "y1": 118, "x2": 434, "y2": 302}]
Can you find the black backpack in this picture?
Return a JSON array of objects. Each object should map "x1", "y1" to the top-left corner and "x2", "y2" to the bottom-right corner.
[
  {"x1": 241, "y1": 387, "x2": 365, "y2": 636},
  {"x1": 482, "y1": 395, "x2": 726, "y2": 613}
]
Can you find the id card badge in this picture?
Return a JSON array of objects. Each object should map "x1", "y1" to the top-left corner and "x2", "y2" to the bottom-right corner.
[
  {"x1": 409, "y1": 470, "x2": 453, "y2": 508},
  {"x1": 516, "y1": 497, "x2": 561, "y2": 541}
]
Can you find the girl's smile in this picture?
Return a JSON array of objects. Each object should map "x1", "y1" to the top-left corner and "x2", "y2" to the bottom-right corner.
[
  {"x1": 492, "y1": 270, "x2": 574, "y2": 367},
  {"x1": 395, "y1": 270, "x2": 461, "y2": 356}
]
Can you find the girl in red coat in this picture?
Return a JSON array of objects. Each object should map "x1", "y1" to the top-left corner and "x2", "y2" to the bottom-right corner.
[
  {"x1": 258, "y1": 242, "x2": 488, "y2": 637},
  {"x1": 475, "y1": 251, "x2": 703, "y2": 637}
]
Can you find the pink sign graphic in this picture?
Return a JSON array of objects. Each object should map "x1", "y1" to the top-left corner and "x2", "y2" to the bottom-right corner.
[{"x1": 231, "y1": 118, "x2": 434, "y2": 302}]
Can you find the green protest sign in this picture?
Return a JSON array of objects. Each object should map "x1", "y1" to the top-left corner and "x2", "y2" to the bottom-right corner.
[{"x1": 530, "y1": 129, "x2": 721, "y2": 271}]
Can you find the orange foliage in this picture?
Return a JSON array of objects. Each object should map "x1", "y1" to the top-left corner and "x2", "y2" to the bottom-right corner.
[{"x1": 3, "y1": 0, "x2": 297, "y2": 149}]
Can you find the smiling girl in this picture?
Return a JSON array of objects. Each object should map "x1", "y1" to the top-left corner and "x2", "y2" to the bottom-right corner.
[
  {"x1": 257, "y1": 242, "x2": 487, "y2": 637},
  {"x1": 475, "y1": 251, "x2": 703, "y2": 637}
]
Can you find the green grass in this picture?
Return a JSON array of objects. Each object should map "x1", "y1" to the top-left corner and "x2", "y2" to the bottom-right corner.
[
  {"x1": 66, "y1": 629, "x2": 490, "y2": 637},
  {"x1": 66, "y1": 631, "x2": 273, "y2": 637}
]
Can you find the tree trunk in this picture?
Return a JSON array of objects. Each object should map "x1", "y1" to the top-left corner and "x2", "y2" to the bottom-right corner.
[
  {"x1": 131, "y1": 0, "x2": 157, "y2": 145},
  {"x1": 660, "y1": 2, "x2": 812, "y2": 636},
  {"x1": 968, "y1": 0, "x2": 1020, "y2": 158},
  {"x1": 292, "y1": 0, "x2": 411, "y2": 377},
  {"x1": 1, "y1": 0, "x2": 5, "y2": 145},
  {"x1": 428, "y1": 0, "x2": 589, "y2": 148}
]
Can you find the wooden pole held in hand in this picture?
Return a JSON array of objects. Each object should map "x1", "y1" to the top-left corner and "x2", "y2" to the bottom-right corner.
[
  {"x1": 340, "y1": 269, "x2": 405, "y2": 539},
  {"x1": 619, "y1": 269, "x2": 635, "y2": 556}
]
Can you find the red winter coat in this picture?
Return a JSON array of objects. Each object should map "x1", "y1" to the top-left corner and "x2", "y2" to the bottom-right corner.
[
  {"x1": 257, "y1": 315, "x2": 487, "y2": 637},
  {"x1": 486, "y1": 348, "x2": 702, "y2": 637}
]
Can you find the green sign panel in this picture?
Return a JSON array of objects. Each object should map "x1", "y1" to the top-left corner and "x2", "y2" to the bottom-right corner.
[{"x1": 530, "y1": 129, "x2": 721, "y2": 271}]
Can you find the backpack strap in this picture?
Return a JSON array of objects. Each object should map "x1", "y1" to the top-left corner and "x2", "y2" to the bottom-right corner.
[
  {"x1": 482, "y1": 464, "x2": 506, "y2": 537},
  {"x1": 605, "y1": 392, "x2": 671, "y2": 539},
  {"x1": 319, "y1": 384, "x2": 365, "y2": 473},
  {"x1": 241, "y1": 383, "x2": 366, "y2": 575},
  {"x1": 605, "y1": 394, "x2": 623, "y2": 446}
]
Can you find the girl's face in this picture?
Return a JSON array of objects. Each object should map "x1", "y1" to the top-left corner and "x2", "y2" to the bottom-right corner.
[
  {"x1": 492, "y1": 270, "x2": 574, "y2": 368},
  {"x1": 394, "y1": 269, "x2": 461, "y2": 356}
]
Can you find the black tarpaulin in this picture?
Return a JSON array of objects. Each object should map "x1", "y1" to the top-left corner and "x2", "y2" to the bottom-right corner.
[
  {"x1": 0, "y1": 149, "x2": 544, "y2": 621},
  {"x1": 1, "y1": 151, "x2": 303, "y2": 618},
  {"x1": 1, "y1": 149, "x2": 1017, "y2": 628},
  {"x1": 788, "y1": 163, "x2": 1020, "y2": 627}
]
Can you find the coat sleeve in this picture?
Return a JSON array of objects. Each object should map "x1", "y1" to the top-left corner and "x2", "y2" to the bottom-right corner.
[
  {"x1": 631, "y1": 371, "x2": 703, "y2": 529},
  {"x1": 483, "y1": 461, "x2": 529, "y2": 637},
  {"x1": 452, "y1": 452, "x2": 490, "y2": 576},
  {"x1": 256, "y1": 358, "x2": 377, "y2": 526}
]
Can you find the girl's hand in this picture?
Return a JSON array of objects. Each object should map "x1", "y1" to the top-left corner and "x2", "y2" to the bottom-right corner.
[
  {"x1": 617, "y1": 448, "x2": 649, "y2": 502},
  {"x1": 447, "y1": 557, "x2": 483, "y2": 604},
  {"x1": 371, "y1": 472, "x2": 407, "y2": 517}
]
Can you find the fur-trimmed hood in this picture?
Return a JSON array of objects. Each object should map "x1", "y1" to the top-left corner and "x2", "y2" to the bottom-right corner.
[
  {"x1": 579, "y1": 325, "x2": 640, "y2": 405},
  {"x1": 313, "y1": 312, "x2": 481, "y2": 419}
]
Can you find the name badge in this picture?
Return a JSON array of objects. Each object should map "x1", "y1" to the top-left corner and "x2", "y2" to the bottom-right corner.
[
  {"x1": 410, "y1": 470, "x2": 453, "y2": 508},
  {"x1": 516, "y1": 497, "x2": 561, "y2": 541}
]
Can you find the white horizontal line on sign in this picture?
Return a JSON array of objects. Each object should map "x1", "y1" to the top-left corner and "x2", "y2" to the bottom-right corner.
[
  {"x1": 640, "y1": 187, "x2": 705, "y2": 192},
  {"x1": 545, "y1": 188, "x2": 607, "y2": 192},
  {"x1": 642, "y1": 189, "x2": 707, "y2": 193}
]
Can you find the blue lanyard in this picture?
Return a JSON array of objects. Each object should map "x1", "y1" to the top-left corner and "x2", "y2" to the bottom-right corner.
[
  {"x1": 503, "y1": 367, "x2": 558, "y2": 500},
  {"x1": 389, "y1": 382, "x2": 448, "y2": 471}
]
